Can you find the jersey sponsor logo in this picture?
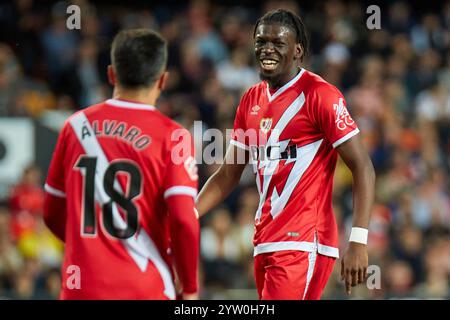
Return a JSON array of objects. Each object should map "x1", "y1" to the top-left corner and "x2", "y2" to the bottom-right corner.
[
  {"x1": 250, "y1": 105, "x2": 261, "y2": 115},
  {"x1": 333, "y1": 98, "x2": 355, "y2": 130},
  {"x1": 250, "y1": 143, "x2": 297, "y2": 162},
  {"x1": 184, "y1": 156, "x2": 198, "y2": 181},
  {"x1": 260, "y1": 118, "x2": 272, "y2": 134}
]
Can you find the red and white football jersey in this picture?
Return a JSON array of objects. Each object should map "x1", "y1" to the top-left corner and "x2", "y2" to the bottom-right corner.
[
  {"x1": 231, "y1": 69, "x2": 359, "y2": 258},
  {"x1": 44, "y1": 99, "x2": 199, "y2": 299}
]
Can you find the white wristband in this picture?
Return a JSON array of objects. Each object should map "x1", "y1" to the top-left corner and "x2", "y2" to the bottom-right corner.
[{"x1": 349, "y1": 227, "x2": 368, "y2": 245}]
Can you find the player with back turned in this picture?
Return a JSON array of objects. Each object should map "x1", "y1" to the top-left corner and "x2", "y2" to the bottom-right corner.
[
  {"x1": 43, "y1": 29, "x2": 200, "y2": 300},
  {"x1": 197, "y1": 9, "x2": 376, "y2": 299}
]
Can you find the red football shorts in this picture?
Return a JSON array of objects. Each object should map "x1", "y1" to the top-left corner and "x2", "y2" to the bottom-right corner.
[{"x1": 254, "y1": 250, "x2": 336, "y2": 300}]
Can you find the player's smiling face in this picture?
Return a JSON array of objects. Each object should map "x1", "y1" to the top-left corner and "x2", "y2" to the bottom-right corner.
[{"x1": 254, "y1": 23, "x2": 301, "y2": 89}]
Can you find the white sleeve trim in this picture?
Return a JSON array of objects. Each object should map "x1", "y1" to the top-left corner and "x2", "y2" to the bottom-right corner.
[
  {"x1": 332, "y1": 128, "x2": 360, "y2": 148},
  {"x1": 230, "y1": 139, "x2": 249, "y2": 151},
  {"x1": 44, "y1": 183, "x2": 66, "y2": 198},
  {"x1": 317, "y1": 243, "x2": 339, "y2": 258},
  {"x1": 164, "y1": 186, "x2": 197, "y2": 199}
]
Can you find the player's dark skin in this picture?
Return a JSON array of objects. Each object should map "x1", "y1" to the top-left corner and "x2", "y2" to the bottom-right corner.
[
  {"x1": 254, "y1": 24, "x2": 302, "y2": 89},
  {"x1": 197, "y1": 23, "x2": 375, "y2": 296}
]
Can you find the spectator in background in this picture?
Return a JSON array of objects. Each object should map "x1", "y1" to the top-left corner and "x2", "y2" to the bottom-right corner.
[
  {"x1": 411, "y1": 14, "x2": 448, "y2": 54},
  {"x1": 76, "y1": 37, "x2": 106, "y2": 107},
  {"x1": 392, "y1": 225, "x2": 425, "y2": 283},
  {"x1": 387, "y1": 1, "x2": 413, "y2": 34},
  {"x1": 0, "y1": 207, "x2": 24, "y2": 287},
  {"x1": 0, "y1": 42, "x2": 55, "y2": 117},
  {"x1": 8, "y1": 271, "x2": 37, "y2": 299},
  {"x1": 8, "y1": 164, "x2": 44, "y2": 241},
  {"x1": 411, "y1": 171, "x2": 449, "y2": 230},
  {"x1": 321, "y1": 42, "x2": 350, "y2": 88},
  {"x1": 217, "y1": 47, "x2": 259, "y2": 92},
  {"x1": 415, "y1": 237, "x2": 450, "y2": 299},
  {"x1": 201, "y1": 207, "x2": 242, "y2": 289},
  {"x1": 385, "y1": 260, "x2": 415, "y2": 299},
  {"x1": 7, "y1": 164, "x2": 63, "y2": 272},
  {"x1": 187, "y1": 0, "x2": 228, "y2": 65},
  {"x1": 40, "y1": 1, "x2": 79, "y2": 97},
  {"x1": 0, "y1": 43, "x2": 22, "y2": 116},
  {"x1": 9, "y1": 164, "x2": 44, "y2": 216},
  {"x1": 234, "y1": 188, "x2": 259, "y2": 261},
  {"x1": 16, "y1": 217, "x2": 63, "y2": 269}
]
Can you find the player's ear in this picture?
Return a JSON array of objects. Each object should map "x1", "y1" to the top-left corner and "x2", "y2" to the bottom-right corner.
[
  {"x1": 157, "y1": 71, "x2": 169, "y2": 91},
  {"x1": 107, "y1": 65, "x2": 116, "y2": 86},
  {"x1": 294, "y1": 43, "x2": 303, "y2": 61}
]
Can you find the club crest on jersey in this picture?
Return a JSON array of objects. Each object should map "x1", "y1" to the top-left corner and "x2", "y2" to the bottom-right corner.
[
  {"x1": 250, "y1": 105, "x2": 260, "y2": 115},
  {"x1": 260, "y1": 118, "x2": 272, "y2": 134},
  {"x1": 333, "y1": 98, "x2": 355, "y2": 131}
]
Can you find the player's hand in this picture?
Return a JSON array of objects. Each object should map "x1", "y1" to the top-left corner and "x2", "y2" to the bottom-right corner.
[
  {"x1": 340, "y1": 242, "x2": 368, "y2": 295},
  {"x1": 182, "y1": 292, "x2": 199, "y2": 300}
]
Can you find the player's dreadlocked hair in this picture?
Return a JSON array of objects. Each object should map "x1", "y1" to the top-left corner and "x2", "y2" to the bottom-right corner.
[{"x1": 253, "y1": 9, "x2": 309, "y2": 62}]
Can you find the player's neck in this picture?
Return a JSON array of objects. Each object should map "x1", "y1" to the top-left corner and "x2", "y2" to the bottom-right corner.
[
  {"x1": 267, "y1": 66, "x2": 301, "y2": 90},
  {"x1": 112, "y1": 86, "x2": 159, "y2": 107}
]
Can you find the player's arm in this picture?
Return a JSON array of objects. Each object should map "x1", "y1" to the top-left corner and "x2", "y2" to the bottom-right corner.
[
  {"x1": 311, "y1": 83, "x2": 375, "y2": 295},
  {"x1": 43, "y1": 124, "x2": 69, "y2": 242},
  {"x1": 43, "y1": 190, "x2": 67, "y2": 242},
  {"x1": 196, "y1": 144, "x2": 249, "y2": 217},
  {"x1": 164, "y1": 130, "x2": 200, "y2": 299},
  {"x1": 337, "y1": 135, "x2": 375, "y2": 295},
  {"x1": 166, "y1": 194, "x2": 200, "y2": 299},
  {"x1": 197, "y1": 90, "x2": 250, "y2": 217}
]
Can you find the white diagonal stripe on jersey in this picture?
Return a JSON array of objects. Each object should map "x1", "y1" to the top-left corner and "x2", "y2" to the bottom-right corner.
[
  {"x1": 230, "y1": 139, "x2": 250, "y2": 151},
  {"x1": 255, "y1": 92, "x2": 306, "y2": 221},
  {"x1": 270, "y1": 139, "x2": 323, "y2": 219},
  {"x1": 302, "y1": 233, "x2": 318, "y2": 299},
  {"x1": 267, "y1": 92, "x2": 305, "y2": 147},
  {"x1": 254, "y1": 163, "x2": 262, "y2": 196},
  {"x1": 69, "y1": 112, "x2": 176, "y2": 300}
]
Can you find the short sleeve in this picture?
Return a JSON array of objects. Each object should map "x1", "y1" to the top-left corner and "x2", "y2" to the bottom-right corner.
[
  {"x1": 45, "y1": 123, "x2": 69, "y2": 197},
  {"x1": 163, "y1": 128, "x2": 198, "y2": 200},
  {"x1": 230, "y1": 93, "x2": 250, "y2": 151},
  {"x1": 312, "y1": 84, "x2": 359, "y2": 148}
]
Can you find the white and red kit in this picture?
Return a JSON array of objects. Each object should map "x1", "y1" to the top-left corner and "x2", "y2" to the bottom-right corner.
[
  {"x1": 44, "y1": 99, "x2": 199, "y2": 300},
  {"x1": 231, "y1": 69, "x2": 359, "y2": 299}
]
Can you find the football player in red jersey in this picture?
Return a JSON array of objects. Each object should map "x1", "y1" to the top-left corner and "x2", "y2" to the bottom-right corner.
[
  {"x1": 197, "y1": 9, "x2": 376, "y2": 299},
  {"x1": 44, "y1": 29, "x2": 199, "y2": 300}
]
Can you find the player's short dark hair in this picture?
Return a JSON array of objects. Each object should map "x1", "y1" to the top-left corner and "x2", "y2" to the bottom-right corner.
[
  {"x1": 111, "y1": 29, "x2": 167, "y2": 88},
  {"x1": 253, "y1": 9, "x2": 309, "y2": 62}
]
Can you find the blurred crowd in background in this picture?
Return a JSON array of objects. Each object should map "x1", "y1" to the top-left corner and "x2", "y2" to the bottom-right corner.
[{"x1": 0, "y1": 0, "x2": 449, "y2": 299}]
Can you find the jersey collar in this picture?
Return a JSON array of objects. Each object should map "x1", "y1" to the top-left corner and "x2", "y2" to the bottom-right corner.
[
  {"x1": 266, "y1": 68, "x2": 305, "y2": 102},
  {"x1": 106, "y1": 99, "x2": 156, "y2": 111}
]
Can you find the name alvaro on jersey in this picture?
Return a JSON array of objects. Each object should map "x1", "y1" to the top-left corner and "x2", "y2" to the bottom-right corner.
[{"x1": 80, "y1": 119, "x2": 152, "y2": 151}]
